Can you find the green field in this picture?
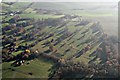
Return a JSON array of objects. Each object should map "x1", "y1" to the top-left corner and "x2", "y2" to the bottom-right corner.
[
  {"x1": 2, "y1": 58, "x2": 53, "y2": 78},
  {"x1": 1, "y1": 2, "x2": 118, "y2": 79}
]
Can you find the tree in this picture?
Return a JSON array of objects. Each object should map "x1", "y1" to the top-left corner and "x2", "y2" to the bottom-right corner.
[{"x1": 49, "y1": 43, "x2": 54, "y2": 52}]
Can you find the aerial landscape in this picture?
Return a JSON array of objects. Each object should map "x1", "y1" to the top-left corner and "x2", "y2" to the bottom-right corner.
[{"x1": 1, "y1": 2, "x2": 119, "y2": 79}]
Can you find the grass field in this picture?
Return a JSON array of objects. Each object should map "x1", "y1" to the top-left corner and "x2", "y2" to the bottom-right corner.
[
  {"x1": 20, "y1": 13, "x2": 64, "y2": 19},
  {"x1": 2, "y1": 2, "x2": 118, "y2": 78},
  {"x1": 2, "y1": 58, "x2": 53, "y2": 78}
]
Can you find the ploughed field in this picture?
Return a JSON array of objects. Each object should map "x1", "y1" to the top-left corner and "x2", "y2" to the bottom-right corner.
[{"x1": 1, "y1": 2, "x2": 118, "y2": 78}]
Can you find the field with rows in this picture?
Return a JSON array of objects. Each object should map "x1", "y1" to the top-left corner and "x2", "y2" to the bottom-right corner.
[{"x1": 1, "y1": 2, "x2": 118, "y2": 79}]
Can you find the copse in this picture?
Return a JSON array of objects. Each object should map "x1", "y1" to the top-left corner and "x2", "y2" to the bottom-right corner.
[{"x1": 50, "y1": 60, "x2": 118, "y2": 79}]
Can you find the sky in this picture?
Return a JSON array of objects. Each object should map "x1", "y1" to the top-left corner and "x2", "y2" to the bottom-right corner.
[{"x1": 0, "y1": 0, "x2": 119, "y2": 2}]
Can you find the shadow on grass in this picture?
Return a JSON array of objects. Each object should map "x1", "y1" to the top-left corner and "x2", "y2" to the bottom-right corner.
[
  {"x1": 37, "y1": 56, "x2": 54, "y2": 64},
  {"x1": 88, "y1": 56, "x2": 97, "y2": 64},
  {"x1": 43, "y1": 49, "x2": 51, "y2": 54}
]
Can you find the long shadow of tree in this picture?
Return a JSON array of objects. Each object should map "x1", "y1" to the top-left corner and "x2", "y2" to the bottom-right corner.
[{"x1": 88, "y1": 56, "x2": 97, "y2": 64}]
